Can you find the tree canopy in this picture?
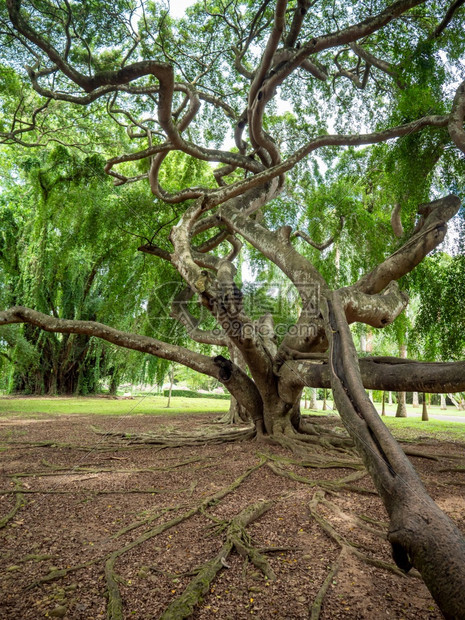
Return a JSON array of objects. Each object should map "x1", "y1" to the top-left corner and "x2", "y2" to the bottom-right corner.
[{"x1": 1, "y1": 0, "x2": 465, "y2": 616}]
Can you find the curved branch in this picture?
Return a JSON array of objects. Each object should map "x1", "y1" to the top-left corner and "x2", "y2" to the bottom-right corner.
[
  {"x1": 340, "y1": 281, "x2": 409, "y2": 328},
  {"x1": 202, "y1": 115, "x2": 449, "y2": 211},
  {"x1": 321, "y1": 290, "x2": 465, "y2": 620},
  {"x1": 349, "y1": 43, "x2": 403, "y2": 86},
  {"x1": 170, "y1": 288, "x2": 229, "y2": 347},
  {"x1": 0, "y1": 306, "x2": 260, "y2": 413},
  {"x1": 284, "y1": 0, "x2": 313, "y2": 48},
  {"x1": 448, "y1": 79, "x2": 465, "y2": 154},
  {"x1": 262, "y1": 0, "x2": 427, "y2": 98},
  {"x1": 390, "y1": 203, "x2": 404, "y2": 238},
  {"x1": 355, "y1": 194, "x2": 461, "y2": 295},
  {"x1": 248, "y1": 0, "x2": 288, "y2": 165},
  {"x1": 432, "y1": 0, "x2": 465, "y2": 39}
]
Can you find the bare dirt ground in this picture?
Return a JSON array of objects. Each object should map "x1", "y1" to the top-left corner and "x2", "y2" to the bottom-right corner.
[{"x1": 0, "y1": 411, "x2": 464, "y2": 619}]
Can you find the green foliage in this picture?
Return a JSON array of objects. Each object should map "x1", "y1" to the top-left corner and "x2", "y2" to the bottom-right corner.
[
  {"x1": 0, "y1": 0, "x2": 464, "y2": 393},
  {"x1": 409, "y1": 251, "x2": 465, "y2": 360}
]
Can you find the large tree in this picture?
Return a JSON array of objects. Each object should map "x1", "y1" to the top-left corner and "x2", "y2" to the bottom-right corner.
[{"x1": 1, "y1": 0, "x2": 465, "y2": 615}]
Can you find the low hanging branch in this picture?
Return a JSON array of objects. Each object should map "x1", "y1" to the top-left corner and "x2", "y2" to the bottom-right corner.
[
  {"x1": 0, "y1": 306, "x2": 262, "y2": 418},
  {"x1": 279, "y1": 356, "x2": 465, "y2": 393}
]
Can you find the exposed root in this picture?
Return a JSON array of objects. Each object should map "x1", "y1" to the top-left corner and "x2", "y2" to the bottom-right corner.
[
  {"x1": 0, "y1": 440, "x2": 136, "y2": 452},
  {"x1": 267, "y1": 462, "x2": 375, "y2": 495},
  {"x1": 317, "y1": 495, "x2": 386, "y2": 539},
  {"x1": 264, "y1": 433, "x2": 352, "y2": 458},
  {"x1": 24, "y1": 459, "x2": 267, "y2": 599},
  {"x1": 91, "y1": 424, "x2": 255, "y2": 446},
  {"x1": 258, "y1": 451, "x2": 363, "y2": 471},
  {"x1": 310, "y1": 549, "x2": 345, "y2": 620},
  {"x1": 403, "y1": 448, "x2": 439, "y2": 461},
  {"x1": 37, "y1": 456, "x2": 212, "y2": 473},
  {"x1": 159, "y1": 500, "x2": 274, "y2": 620},
  {"x1": 299, "y1": 420, "x2": 352, "y2": 443},
  {"x1": 105, "y1": 554, "x2": 125, "y2": 620},
  {"x1": 25, "y1": 558, "x2": 100, "y2": 590},
  {"x1": 104, "y1": 460, "x2": 267, "y2": 620},
  {"x1": 109, "y1": 507, "x2": 176, "y2": 540},
  {"x1": 0, "y1": 487, "x2": 172, "y2": 495},
  {"x1": 308, "y1": 491, "x2": 408, "y2": 578},
  {"x1": 0, "y1": 483, "x2": 26, "y2": 529},
  {"x1": 357, "y1": 513, "x2": 389, "y2": 528}
]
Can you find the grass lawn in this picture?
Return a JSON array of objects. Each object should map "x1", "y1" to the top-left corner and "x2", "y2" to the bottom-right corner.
[
  {"x1": 0, "y1": 394, "x2": 230, "y2": 417},
  {"x1": 303, "y1": 403, "x2": 465, "y2": 441},
  {"x1": 0, "y1": 395, "x2": 464, "y2": 441},
  {"x1": 382, "y1": 416, "x2": 465, "y2": 441}
]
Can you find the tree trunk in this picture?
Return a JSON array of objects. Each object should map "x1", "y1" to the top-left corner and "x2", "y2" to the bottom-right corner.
[
  {"x1": 412, "y1": 391, "x2": 419, "y2": 407},
  {"x1": 323, "y1": 291, "x2": 465, "y2": 620},
  {"x1": 381, "y1": 391, "x2": 386, "y2": 416},
  {"x1": 388, "y1": 391, "x2": 393, "y2": 405},
  {"x1": 109, "y1": 376, "x2": 118, "y2": 396},
  {"x1": 422, "y1": 393, "x2": 429, "y2": 421},
  {"x1": 219, "y1": 345, "x2": 252, "y2": 424},
  {"x1": 224, "y1": 396, "x2": 249, "y2": 424},
  {"x1": 166, "y1": 367, "x2": 174, "y2": 408},
  {"x1": 440, "y1": 394, "x2": 447, "y2": 410},
  {"x1": 322, "y1": 389, "x2": 327, "y2": 411},
  {"x1": 395, "y1": 392, "x2": 407, "y2": 417},
  {"x1": 447, "y1": 393, "x2": 463, "y2": 410},
  {"x1": 396, "y1": 344, "x2": 407, "y2": 417},
  {"x1": 309, "y1": 387, "x2": 317, "y2": 410}
]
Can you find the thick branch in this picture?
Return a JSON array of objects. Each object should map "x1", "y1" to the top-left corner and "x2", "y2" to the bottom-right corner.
[
  {"x1": 170, "y1": 288, "x2": 229, "y2": 347},
  {"x1": 355, "y1": 195, "x2": 461, "y2": 295},
  {"x1": 340, "y1": 281, "x2": 409, "y2": 328},
  {"x1": 432, "y1": 0, "x2": 465, "y2": 38},
  {"x1": 262, "y1": 0, "x2": 427, "y2": 97},
  {"x1": 322, "y1": 290, "x2": 465, "y2": 620},
  {"x1": 0, "y1": 306, "x2": 261, "y2": 414},
  {"x1": 349, "y1": 43, "x2": 402, "y2": 86},
  {"x1": 449, "y1": 80, "x2": 465, "y2": 154},
  {"x1": 201, "y1": 115, "x2": 449, "y2": 211},
  {"x1": 280, "y1": 356, "x2": 465, "y2": 393}
]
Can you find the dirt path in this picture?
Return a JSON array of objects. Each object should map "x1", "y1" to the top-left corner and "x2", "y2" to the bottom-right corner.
[{"x1": 0, "y1": 412, "x2": 464, "y2": 619}]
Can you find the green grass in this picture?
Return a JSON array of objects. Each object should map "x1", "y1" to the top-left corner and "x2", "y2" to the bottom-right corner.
[
  {"x1": 382, "y1": 416, "x2": 465, "y2": 442},
  {"x1": 302, "y1": 407, "x2": 465, "y2": 442},
  {"x1": 1, "y1": 396, "x2": 464, "y2": 442},
  {"x1": 0, "y1": 395, "x2": 230, "y2": 418}
]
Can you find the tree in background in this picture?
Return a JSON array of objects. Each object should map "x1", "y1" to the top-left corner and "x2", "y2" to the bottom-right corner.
[{"x1": 1, "y1": 1, "x2": 465, "y2": 614}]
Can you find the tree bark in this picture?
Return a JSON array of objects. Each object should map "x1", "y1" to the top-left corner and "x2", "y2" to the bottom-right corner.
[
  {"x1": 309, "y1": 387, "x2": 317, "y2": 410},
  {"x1": 396, "y1": 392, "x2": 407, "y2": 417},
  {"x1": 166, "y1": 367, "x2": 174, "y2": 408},
  {"x1": 396, "y1": 344, "x2": 407, "y2": 417},
  {"x1": 323, "y1": 291, "x2": 465, "y2": 620},
  {"x1": 412, "y1": 391, "x2": 419, "y2": 407},
  {"x1": 421, "y1": 394, "x2": 429, "y2": 421}
]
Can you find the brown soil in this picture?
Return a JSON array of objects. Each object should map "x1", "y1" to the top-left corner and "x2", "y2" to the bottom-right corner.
[{"x1": 0, "y1": 411, "x2": 464, "y2": 620}]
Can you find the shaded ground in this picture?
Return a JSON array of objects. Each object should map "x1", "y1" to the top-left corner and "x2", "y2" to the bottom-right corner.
[{"x1": 0, "y1": 409, "x2": 464, "y2": 619}]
